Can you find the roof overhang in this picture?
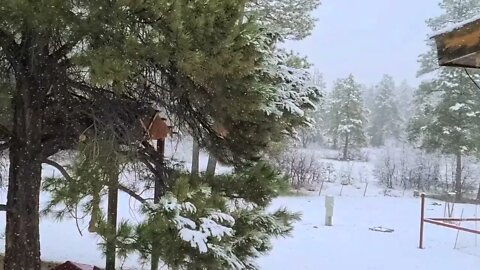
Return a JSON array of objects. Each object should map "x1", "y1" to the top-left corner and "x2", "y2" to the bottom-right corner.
[{"x1": 431, "y1": 16, "x2": 480, "y2": 69}]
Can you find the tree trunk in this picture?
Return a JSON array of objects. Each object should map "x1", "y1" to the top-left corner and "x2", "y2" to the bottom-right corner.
[
  {"x1": 342, "y1": 133, "x2": 349, "y2": 160},
  {"x1": 191, "y1": 140, "x2": 200, "y2": 177},
  {"x1": 5, "y1": 80, "x2": 45, "y2": 270},
  {"x1": 455, "y1": 153, "x2": 462, "y2": 202},
  {"x1": 476, "y1": 183, "x2": 480, "y2": 201},
  {"x1": 105, "y1": 177, "x2": 119, "y2": 270},
  {"x1": 151, "y1": 138, "x2": 165, "y2": 270},
  {"x1": 206, "y1": 154, "x2": 217, "y2": 179}
]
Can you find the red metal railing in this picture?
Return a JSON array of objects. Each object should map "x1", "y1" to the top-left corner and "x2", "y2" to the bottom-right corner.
[{"x1": 419, "y1": 193, "x2": 480, "y2": 249}]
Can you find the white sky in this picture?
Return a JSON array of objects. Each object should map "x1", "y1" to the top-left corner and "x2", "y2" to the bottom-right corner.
[{"x1": 283, "y1": 0, "x2": 442, "y2": 88}]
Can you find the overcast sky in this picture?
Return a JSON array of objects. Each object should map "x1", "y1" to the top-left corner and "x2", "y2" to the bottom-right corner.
[{"x1": 283, "y1": 0, "x2": 442, "y2": 88}]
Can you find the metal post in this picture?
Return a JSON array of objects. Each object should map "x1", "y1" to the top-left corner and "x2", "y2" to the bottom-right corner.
[{"x1": 419, "y1": 193, "x2": 425, "y2": 249}]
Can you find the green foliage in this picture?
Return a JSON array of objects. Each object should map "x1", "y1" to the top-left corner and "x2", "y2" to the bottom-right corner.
[
  {"x1": 42, "y1": 138, "x2": 124, "y2": 227},
  {"x1": 0, "y1": 0, "x2": 322, "y2": 268},
  {"x1": 207, "y1": 162, "x2": 290, "y2": 207},
  {"x1": 408, "y1": 69, "x2": 480, "y2": 155},
  {"x1": 103, "y1": 163, "x2": 299, "y2": 270},
  {"x1": 326, "y1": 75, "x2": 367, "y2": 154},
  {"x1": 246, "y1": 0, "x2": 321, "y2": 40},
  {"x1": 297, "y1": 70, "x2": 327, "y2": 147},
  {"x1": 280, "y1": 49, "x2": 313, "y2": 69}
]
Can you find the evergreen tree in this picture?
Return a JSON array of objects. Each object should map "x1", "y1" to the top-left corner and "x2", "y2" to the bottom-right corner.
[
  {"x1": 396, "y1": 80, "x2": 416, "y2": 124},
  {"x1": 298, "y1": 69, "x2": 326, "y2": 147},
  {"x1": 368, "y1": 75, "x2": 401, "y2": 146},
  {"x1": 246, "y1": 0, "x2": 321, "y2": 40},
  {"x1": 409, "y1": 70, "x2": 480, "y2": 200},
  {"x1": 327, "y1": 75, "x2": 367, "y2": 160},
  {"x1": 0, "y1": 1, "x2": 321, "y2": 268},
  {"x1": 203, "y1": 0, "x2": 322, "y2": 169},
  {"x1": 363, "y1": 85, "x2": 376, "y2": 114},
  {"x1": 411, "y1": 0, "x2": 480, "y2": 201}
]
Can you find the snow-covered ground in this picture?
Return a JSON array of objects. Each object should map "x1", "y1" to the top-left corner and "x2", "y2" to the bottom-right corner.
[
  {"x1": 0, "y1": 189, "x2": 478, "y2": 269},
  {"x1": 259, "y1": 196, "x2": 480, "y2": 270},
  {"x1": 0, "y1": 145, "x2": 479, "y2": 269}
]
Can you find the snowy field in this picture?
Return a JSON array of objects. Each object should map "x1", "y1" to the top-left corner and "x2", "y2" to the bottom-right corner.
[
  {"x1": 0, "y1": 191, "x2": 478, "y2": 269},
  {"x1": 0, "y1": 145, "x2": 478, "y2": 269},
  {"x1": 259, "y1": 196, "x2": 480, "y2": 270}
]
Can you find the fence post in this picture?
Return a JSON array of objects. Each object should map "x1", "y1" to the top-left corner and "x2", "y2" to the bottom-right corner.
[
  {"x1": 325, "y1": 196, "x2": 334, "y2": 226},
  {"x1": 318, "y1": 181, "x2": 325, "y2": 196},
  {"x1": 419, "y1": 193, "x2": 425, "y2": 249}
]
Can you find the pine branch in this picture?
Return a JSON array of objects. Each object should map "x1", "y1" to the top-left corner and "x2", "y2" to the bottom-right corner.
[
  {"x1": 49, "y1": 40, "x2": 78, "y2": 64},
  {"x1": 43, "y1": 158, "x2": 147, "y2": 204},
  {"x1": 43, "y1": 159, "x2": 72, "y2": 181},
  {"x1": 118, "y1": 185, "x2": 147, "y2": 204}
]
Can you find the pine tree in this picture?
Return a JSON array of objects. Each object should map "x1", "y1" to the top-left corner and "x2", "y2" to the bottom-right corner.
[
  {"x1": 298, "y1": 69, "x2": 326, "y2": 147},
  {"x1": 396, "y1": 80, "x2": 416, "y2": 124},
  {"x1": 411, "y1": 0, "x2": 480, "y2": 201},
  {"x1": 409, "y1": 69, "x2": 480, "y2": 200},
  {"x1": 246, "y1": 0, "x2": 321, "y2": 40},
  {"x1": 8, "y1": 2, "x2": 323, "y2": 270},
  {"x1": 202, "y1": 0, "x2": 321, "y2": 171},
  {"x1": 327, "y1": 75, "x2": 367, "y2": 160},
  {"x1": 1, "y1": 1, "x2": 313, "y2": 268},
  {"x1": 368, "y1": 75, "x2": 401, "y2": 146}
]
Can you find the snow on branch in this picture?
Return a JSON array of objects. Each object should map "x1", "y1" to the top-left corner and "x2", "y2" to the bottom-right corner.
[
  {"x1": 260, "y1": 51, "x2": 322, "y2": 119},
  {"x1": 144, "y1": 193, "x2": 236, "y2": 254}
]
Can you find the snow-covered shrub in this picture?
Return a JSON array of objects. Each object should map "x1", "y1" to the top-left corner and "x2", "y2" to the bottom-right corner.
[
  {"x1": 374, "y1": 145, "x2": 441, "y2": 191},
  {"x1": 374, "y1": 145, "x2": 480, "y2": 195},
  {"x1": 343, "y1": 148, "x2": 369, "y2": 162},
  {"x1": 274, "y1": 150, "x2": 331, "y2": 189}
]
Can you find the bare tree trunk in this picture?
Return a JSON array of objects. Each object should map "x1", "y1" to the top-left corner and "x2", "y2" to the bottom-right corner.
[
  {"x1": 206, "y1": 154, "x2": 217, "y2": 178},
  {"x1": 342, "y1": 133, "x2": 349, "y2": 160},
  {"x1": 5, "y1": 81, "x2": 45, "y2": 270},
  {"x1": 151, "y1": 138, "x2": 165, "y2": 270},
  {"x1": 105, "y1": 173, "x2": 119, "y2": 270},
  {"x1": 455, "y1": 152, "x2": 462, "y2": 202},
  {"x1": 191, "y1": 140, "x2": 200, "y2": 176}
]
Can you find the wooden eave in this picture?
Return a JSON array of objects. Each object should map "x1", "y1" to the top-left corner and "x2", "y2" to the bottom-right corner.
[{"x1": 432, "y1": 18, "x2": 480, "y2": 68}]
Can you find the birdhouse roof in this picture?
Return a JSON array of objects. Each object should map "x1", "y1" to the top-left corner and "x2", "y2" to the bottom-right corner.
[
  {"x1": 54, "y1": 261, "x2": 101, "y2": 270},
  {"x1": 431, "y1": 15, "x2": 480, "y2": 68}
]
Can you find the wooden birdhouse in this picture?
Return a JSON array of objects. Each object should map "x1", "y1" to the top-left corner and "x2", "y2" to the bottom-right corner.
[
  {"x1": 212, "y1": 121, "x2": 229, "y2": 139},
  {"x1": 52, "y1": 261, "x2": 101, "y2": 270},
  {"x1": 431, "y1": 15, "x2": 480, "y2": 68},
  {"x1": 141, "y1": 112, "x2": 171, "y2": 140}
]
